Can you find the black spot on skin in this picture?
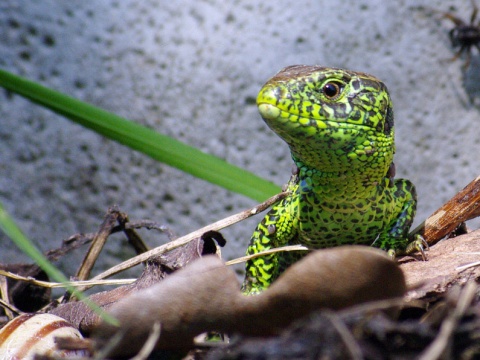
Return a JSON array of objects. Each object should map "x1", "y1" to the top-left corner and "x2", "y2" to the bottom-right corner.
[
  {"x1": 351, "y1": 79, "x2": 361, "y2": 90},
  {"x1": 386, "y1": 162, "x2": 396, "y2": 179},
  {"x1": 350, "y1": 110, "x2": 362, "y2": 121},
  {"x1": 384, "y1": 106, "x2": 394, "y2": 135}
]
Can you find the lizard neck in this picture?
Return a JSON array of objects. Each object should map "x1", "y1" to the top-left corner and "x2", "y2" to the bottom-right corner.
[{"x1": 293, "y1": 158, "x2": 387, "y2": 200}]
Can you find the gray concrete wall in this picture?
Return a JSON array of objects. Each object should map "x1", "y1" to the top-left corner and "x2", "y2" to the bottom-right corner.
[{"x1": 1, "y1": 1, "x2": 479, "y2": 275}]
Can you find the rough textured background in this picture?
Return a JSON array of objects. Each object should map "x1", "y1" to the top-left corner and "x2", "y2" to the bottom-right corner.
[{"x1": 1, "y1": 1, "x2": 479, "y2": 276}]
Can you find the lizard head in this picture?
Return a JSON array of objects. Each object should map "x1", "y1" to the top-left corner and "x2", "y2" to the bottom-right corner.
[{"x1": 256, "y1": 65, "x2": 395, "y2": 176}]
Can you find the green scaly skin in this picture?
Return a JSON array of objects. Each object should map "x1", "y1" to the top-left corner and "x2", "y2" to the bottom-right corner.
[{"x1": 242, "y1": 65, "x2": 425, "y2": 295}]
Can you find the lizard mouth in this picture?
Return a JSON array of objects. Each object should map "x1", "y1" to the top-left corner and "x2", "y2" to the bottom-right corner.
[{"x1": 257, "y1": 102, "x2": 373, "y2": 133}]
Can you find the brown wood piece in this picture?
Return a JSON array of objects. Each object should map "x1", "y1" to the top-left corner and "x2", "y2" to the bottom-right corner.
[
  {"x1": 410, "y1": 175, "x2": 480, "y2": 245},
  {"x1": 401, "y1": 228, "x2": 480, "y2": 301}
]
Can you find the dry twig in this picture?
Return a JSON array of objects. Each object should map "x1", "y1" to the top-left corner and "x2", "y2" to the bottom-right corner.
[
  {"x1": 419, "y1": 282, "x2": 477, "y2": 359},
  {"x1": 324, "y1": 311, "x2": 363, "y2": 360},
  {"x1": 85, "y1": 191, "x2": 289, "y2": 285},
  {"x1": 0, "y1": 270, "x2": 135, "y2": 289}
]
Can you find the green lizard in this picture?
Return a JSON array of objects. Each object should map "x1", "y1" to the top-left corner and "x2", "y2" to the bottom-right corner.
[{"x1": 242, "y1": 65, "x2": 426, "y2": 294}]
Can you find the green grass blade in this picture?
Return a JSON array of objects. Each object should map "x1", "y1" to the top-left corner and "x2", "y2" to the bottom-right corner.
[
  {"x1": 0, "y1": 69, "x2": 280, "y2": 201},
  {"x1": 0, "y1": 201, "x2": 119, "y2": 325}
]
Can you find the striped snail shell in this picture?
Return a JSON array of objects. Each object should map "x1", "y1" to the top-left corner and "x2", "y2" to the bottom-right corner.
[{"x1": 0, "y1": 313, "x2": 84, "y2": 359}]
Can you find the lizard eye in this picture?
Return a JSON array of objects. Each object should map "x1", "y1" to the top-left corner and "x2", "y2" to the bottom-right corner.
[{"x1": 322, "y1": 81, "x2": 343, "y2": 99}]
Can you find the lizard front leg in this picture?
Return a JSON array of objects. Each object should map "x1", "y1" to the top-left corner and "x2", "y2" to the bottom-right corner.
[
  {"x1": 241, "y1": 198, "x2": 297, "y2": 295},
  {"x1": 377, "y1": 179, "x2": 427, "y2": 259}
]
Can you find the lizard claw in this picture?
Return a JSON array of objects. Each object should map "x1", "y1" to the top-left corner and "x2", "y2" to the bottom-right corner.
[
  {"x1": 387, "y1": 235, "x2": 429, "y2": 261},
  {"x1": 406, "y1": 234, "x2": 429, "y2": 261}
]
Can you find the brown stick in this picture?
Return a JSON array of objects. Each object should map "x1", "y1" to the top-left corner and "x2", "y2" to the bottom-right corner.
[
  {"x1": 75, "y1": 206, "x2": 121, "y2": 281},
  {"x1": 117, "y1": 212, "x2": 150, "y2": 255},
  {"x1": 410, "y1": 175, "x2": 480, "y2": 245}
]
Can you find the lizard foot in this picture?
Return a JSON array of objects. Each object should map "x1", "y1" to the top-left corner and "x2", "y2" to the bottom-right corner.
[
  {"x1": 387, "y1": 235, "x2": 429, "y2": 261},
  {"x1": 405, "y1": 234, "x2": 429, "y2": 260}
]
